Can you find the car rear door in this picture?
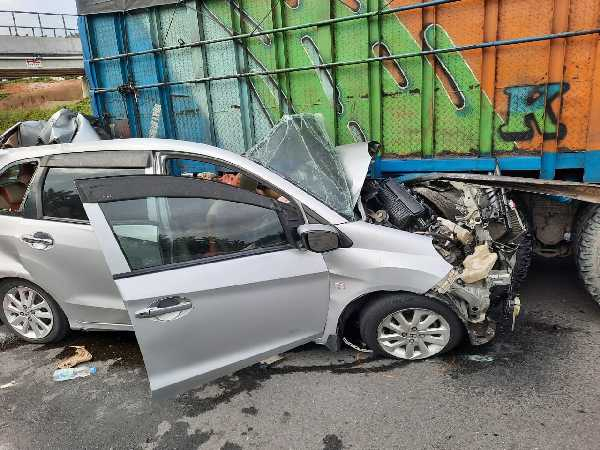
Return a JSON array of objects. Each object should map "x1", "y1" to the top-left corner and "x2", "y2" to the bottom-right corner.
[
  {"x1": 76, "y1": 175, "x2": 331, "y2": 398},
  {"x1": 15, "y1": 151, "x2": 152, "y2": 328}
]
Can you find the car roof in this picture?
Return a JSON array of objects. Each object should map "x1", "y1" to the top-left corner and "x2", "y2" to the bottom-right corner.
[{"x1": 0, "y1": 138, "x2": 232, "y2": 167}]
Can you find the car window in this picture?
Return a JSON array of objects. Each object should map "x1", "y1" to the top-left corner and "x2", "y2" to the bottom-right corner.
[
  {"x1": 0, "y1": 161, "x2": 37, "y2": 213},
  {"x1": 165, "y1": 158, "x2": 290, "y2": 204},
  {"x1": 100, "y1": 196, "x2": 289, "y2": 271},
  {"x1": 42, "y1": 168, "x2": 144, "y2": 221}
]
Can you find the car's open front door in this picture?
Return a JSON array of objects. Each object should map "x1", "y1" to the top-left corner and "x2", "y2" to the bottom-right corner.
[{"x1": 75, "y1": 175, "x2": 331, "y2": 398}]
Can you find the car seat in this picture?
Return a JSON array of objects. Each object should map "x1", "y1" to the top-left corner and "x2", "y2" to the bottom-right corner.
[{"x1": 0, "y1": 182, "x2": 27, "y2": 211}]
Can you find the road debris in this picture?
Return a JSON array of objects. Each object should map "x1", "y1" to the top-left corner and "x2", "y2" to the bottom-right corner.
[
  {"x1": 342, "y1": 337, "x2": 373, "y2": 354},
  {"x1": 53, "y1": 366, "x2": 97, "y2": 382},
  {"x1": 56, "y1": 345, "x2": 93, "y2": 369},
  {"x1": 0, "y1": 380, "x2": 16, "y2": 389},
  {"x1": 259, "y1": 354, "x2": 285, "y2": 366},
  {"x1": 463, "y1": 354, "x2": 495, "y2": 363}
]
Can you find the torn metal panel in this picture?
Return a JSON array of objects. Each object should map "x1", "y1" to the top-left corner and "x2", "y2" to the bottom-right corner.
[
  {"x1": 0, "y1": 109, "x2": 101, "y2": 149},
  {"x1": 427, "y1": 290, "x2": 496, "y2": 346},
  {"x1": 404, "y1": 173, "x2": 600, "y2": 204}
]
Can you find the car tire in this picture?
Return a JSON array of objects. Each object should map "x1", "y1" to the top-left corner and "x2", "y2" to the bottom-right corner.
[
  {"x1": 575, "y1": 205, "x2": 600, "y2": 306},
  {"x1": 359, "y1": 293, "x2": 464, "y2": 360},
  {"x1": 0, "y1": 280, "x2": 69, "y2": 343}
]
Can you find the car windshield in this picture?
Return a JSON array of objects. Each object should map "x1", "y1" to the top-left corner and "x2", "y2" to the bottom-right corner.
[{"x1": 244, "y1": 114, "x2": 355, "y2": 221}]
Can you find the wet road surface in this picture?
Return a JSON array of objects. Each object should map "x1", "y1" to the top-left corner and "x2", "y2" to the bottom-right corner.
[{"x1": 1, "y1": 257, "x2": 599, "y2": 449}]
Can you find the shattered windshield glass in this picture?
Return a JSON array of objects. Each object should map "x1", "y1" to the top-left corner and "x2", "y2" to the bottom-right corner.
[{"x1": 245, "y1": 114, "x2": 355, "y2": 220}]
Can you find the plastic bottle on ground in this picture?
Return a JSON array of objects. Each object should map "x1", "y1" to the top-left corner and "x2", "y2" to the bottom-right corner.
[{"x1": 53, "y1": 366, "x2": 97, "y2": 381}]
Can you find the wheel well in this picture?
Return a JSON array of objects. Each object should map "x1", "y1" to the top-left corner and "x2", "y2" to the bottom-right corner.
[
  {"x1": 336, "y1": 290, "x2": 402, "y2": 343},
  {"x1": 0, "y1": 276, "x2": 34, "y2": 288},
  {"x1": 336, "y1": 290, "x2": 471, "y2": 349}
]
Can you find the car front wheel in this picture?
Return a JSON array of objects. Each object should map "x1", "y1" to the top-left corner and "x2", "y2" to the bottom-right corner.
[
  {"x1": 359, "y1": 293, "x2": 464, "y2": 360},
  {"x1": 0, "y1": 280, "x2": 68, "y2": 343}
]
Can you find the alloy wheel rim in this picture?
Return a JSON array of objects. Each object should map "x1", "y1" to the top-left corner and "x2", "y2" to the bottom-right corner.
[
  {"x1": 376, "y1": 308, "x2": 450, "y2": 360},
  {"x1": 3, "y1": 286, "x2": 54, "y2": 339}
]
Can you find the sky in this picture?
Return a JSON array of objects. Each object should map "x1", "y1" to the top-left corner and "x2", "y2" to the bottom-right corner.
[
  {"x1": 0, "y1": 0, "x2": 78, "y2": 35},
  {"x1": 0, "y1": 0, "x2": 77, "y2": 14}
]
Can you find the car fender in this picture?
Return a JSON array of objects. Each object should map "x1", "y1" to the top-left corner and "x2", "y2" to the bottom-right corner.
[{"x1": 315, "y1": 221, "x2": 452, "y2": 343}]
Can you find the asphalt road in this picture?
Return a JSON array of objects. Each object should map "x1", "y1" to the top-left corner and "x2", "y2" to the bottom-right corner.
[{"x1": 1, "y1": 257, "x2": 599, "y2": 450}]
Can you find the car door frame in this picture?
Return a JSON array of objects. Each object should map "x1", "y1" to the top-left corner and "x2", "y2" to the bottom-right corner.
[
  {"x1": 77, "y1": 174, "x2": 306, "y2": 277},
  {"x1": 0, "y1": 158, "x2": 43, "y2": 282},
  {"x1": 25, "y1": 150, "x2": 155, "y2": 223}
]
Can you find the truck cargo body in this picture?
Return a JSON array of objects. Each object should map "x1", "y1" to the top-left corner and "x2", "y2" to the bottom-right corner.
[
  {"x1": 77, "y1": 0, "x2": 600, "y2": 181},
  {"x1": 76, "y1": 0, "x2": 600, "y2": 272},
  {"x1": 78, "y1": 0, "x2": 600, "y2": 258}
]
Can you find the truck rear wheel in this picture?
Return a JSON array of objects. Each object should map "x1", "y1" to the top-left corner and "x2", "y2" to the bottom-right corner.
[{"x1": 575, "y1": 205, "x2": 600, "y2": 306}]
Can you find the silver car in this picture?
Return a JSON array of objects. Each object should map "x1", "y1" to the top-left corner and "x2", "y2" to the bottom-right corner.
[{"x1": 0, "y1": 117, "x2": 522, "y2": 398}]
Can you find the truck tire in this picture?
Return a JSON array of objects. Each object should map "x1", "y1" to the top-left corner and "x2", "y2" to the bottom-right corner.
[
  {"x1": 573, "y1": 204, "x2": 596, "y2": 261},
  {"x1": 489, "y1": 230, "x2": 533, "y2": 306},
  {"x1": 511, "y1": 229, "x2": 534, "y2": 290},
  {"x1": 576, "y1": 205, "x2": 600, "y2": 305}
]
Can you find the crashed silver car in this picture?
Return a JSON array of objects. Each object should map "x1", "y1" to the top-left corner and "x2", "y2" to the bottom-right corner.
[{"x1": 0, "y1": 115, "x2": 531, "y2": 397}]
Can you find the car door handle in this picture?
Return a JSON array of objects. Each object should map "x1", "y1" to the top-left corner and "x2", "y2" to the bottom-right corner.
[
  {"x1": 21, "y1": 232, "x2": 54, "y2": 250},
  {"x1": 135, "y1": 298, "x2": 192, "y2": 319}
]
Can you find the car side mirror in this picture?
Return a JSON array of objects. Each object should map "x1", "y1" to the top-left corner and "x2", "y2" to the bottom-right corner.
[{"x1": 297, "y1": 224, "x2": 351, "y2": 253}]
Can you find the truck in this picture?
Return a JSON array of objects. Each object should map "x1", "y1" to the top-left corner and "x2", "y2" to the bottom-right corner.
[{"x1": 75, "y1": 0, "x2": 600, "y2": 302}]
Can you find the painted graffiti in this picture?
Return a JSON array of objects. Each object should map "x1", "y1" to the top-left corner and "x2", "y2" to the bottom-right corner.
[
  {"x1": 500, "y1": 83, "x2": 570, "y2": 141},
  {"x1": 153, "y1": 0, "x2": 572, "y2": 154},
  {"x1": 301, "y1": 35, "x2": 343, "y2": 115},
  {"x1": 372, "y1": 42, "x2": 408, "y2": 90}
]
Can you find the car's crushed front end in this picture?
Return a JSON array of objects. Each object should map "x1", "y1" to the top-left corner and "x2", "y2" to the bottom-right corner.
[
  {"x1": 361, "y1": 177, "x2": 531, "y2": 345},
  {"x1": 246, "y1": 114, "x2": 531, "y2": 348}
]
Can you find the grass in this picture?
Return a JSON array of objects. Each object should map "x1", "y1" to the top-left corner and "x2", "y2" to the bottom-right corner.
[
  {"x1": 0, "y1": 98, "x2": 92, "y2": 135},
  {"x1": 0, "y1": 76, "x2": 80, "y2": 85}
]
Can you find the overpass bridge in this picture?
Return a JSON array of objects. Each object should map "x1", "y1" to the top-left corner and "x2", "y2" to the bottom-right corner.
[{"x1": 0, "y1": 10, "x2": 83, "y2": 78}]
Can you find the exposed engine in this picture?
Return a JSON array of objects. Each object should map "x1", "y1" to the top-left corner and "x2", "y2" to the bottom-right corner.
[{"x1": 361, "y1": 178, "x2": 532, "y2": 343}]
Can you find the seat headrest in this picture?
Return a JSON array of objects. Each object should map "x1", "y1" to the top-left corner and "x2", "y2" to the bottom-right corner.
[
  {"x1": 0, "y1": 194, "x2": 10, "y2": 210},
  {"x1": 1, "y1": 183, "x2": 26, "y2": 204}
]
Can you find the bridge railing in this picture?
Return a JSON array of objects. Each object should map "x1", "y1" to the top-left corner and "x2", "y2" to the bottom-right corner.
[{"x1": 0, "y1": 10, "x2": 78, "y2": 38}]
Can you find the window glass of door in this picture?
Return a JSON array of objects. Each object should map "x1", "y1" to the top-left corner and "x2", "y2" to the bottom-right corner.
[
  {"x1": 165, "y1": 158, "x2": 290, "y2": 204},
  {"x1": 100, "y1": 196, "x2": 290, "y2": 272}
]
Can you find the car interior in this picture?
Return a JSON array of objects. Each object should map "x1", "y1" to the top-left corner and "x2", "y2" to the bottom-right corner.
[
  {"x1": 0, "y1": 162, "x2": 37, "y2": 212},
  {"x1": 166, "y1": 157, "x2": 288, "y2": 202}
]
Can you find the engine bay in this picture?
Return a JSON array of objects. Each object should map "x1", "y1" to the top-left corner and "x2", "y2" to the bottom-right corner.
[{"x1": 361, "y1": 178, "x2": 533, "y2": 343}]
